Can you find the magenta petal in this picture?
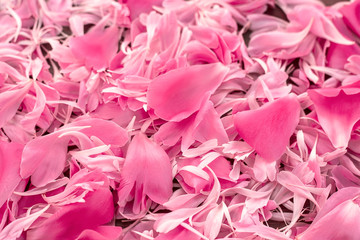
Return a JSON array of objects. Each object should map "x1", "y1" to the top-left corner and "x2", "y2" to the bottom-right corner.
[
  {"x1": 308, "y1": 88, "x2": 360, "y2": 148},
  {"x1": 147, "y1": 63, "x2": 228, "y2": 122},
  {"x1": 234, "y1": 94, "x2": 300, "y2": 161}
]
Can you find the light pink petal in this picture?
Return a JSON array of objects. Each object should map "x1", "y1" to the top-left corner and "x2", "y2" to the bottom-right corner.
[
  {"x1": 308, "y1": 88, "x2": 360, "y2": 148},
  {"x1": 234, "y1": 94, "x2": 300, "y2": 161},
  {"x1": 0, "y1": 142, "x2": 23, "y2": 207},
  {"x1": 147, "y1": 63, "x2": 228, "y2": 122}
]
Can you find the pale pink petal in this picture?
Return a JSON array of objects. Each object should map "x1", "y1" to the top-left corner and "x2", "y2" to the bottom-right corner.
[
  {"x1": 147, "y1": 63, "x2": 228, "y2": 122},
  {"x1": 234, "y1": 94, "x2": 300, "y2": 161}
]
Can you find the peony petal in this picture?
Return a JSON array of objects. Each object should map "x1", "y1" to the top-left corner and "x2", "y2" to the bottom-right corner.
[
  {"x1": 69, "y1": 24, "x2": 119, "y2": 70},
  {"x1": 147, "y1": 63, "x2": 228, "y2": 122},
  {"x1": 0, "y1": 142, "x2": 23, "y2": 207},
  {"x1": 308, "y1": 88, "x2": 360, "y2": 148},
  {"x1": 297, "y1": 187, "x2": 360, "y2": 240},
  {"x1": 234, "y1": 94, "x2": 300, "y2": 161},
  {"x1": 118, "y1": 133, "x2": 172, "y2": 214},
  {"x1": 75, "y1": 226, "x2": 122, "y2": 240},
  {"x1": 27, "y1": 187, "x2": 114, "y2": 240},
  {"x1": 0, "y1": 82, "x2": 31, "y2": 128}
]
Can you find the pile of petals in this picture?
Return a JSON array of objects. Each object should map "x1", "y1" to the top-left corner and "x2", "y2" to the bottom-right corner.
[{"x1": 1, "y1": 0, "x2": 360, "y2": 239}]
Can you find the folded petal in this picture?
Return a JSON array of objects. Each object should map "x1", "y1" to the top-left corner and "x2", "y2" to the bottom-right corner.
[
  {"x1": 234, "y1": 94, "x2": 300, "y2": 161},
  {"x1": 147, "y1": 63, "x2": 228, "y2": 122}
]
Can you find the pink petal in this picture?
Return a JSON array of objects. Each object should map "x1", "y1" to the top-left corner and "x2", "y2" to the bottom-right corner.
[
  {"x1": 0, "y1": 205, "x2": 50, "y2": 240},
  {"x1": 340, "y1": 0, "x2": 360, "y2": 38},
  {"x1": 155, "y1": 226, "x2": 201, "y2": 240},
  {"x1": 75, "y1": 226, "x2": 122, "y2": 240},
  {"x1": 0, "y1": 82, "x2": 31, "y2": 128},
  {"x1": 147, "y1": 63, "x2": 228, "y2": 122},
  {"x1": 27, "y1": 187, "x2": 115, "y2": 240},
  {"x1": 125, "y1": 0, "x2": 163, "y2": 20},
  {"x1": 288, "y1": 5, "x2": 354, "y2": 45},
  {"x1": 118, "y1": 133, "x2": 172, "y2": 214},
  {"x1": 234, "y1": 94, "x2": 300, "y2": 161},
  {"x1": 20, "y1": 118, "x2": 128, "y2": 187},
  {"x1": 69, "y1": 24, "x2": 119, "y2": 70},
  {"x1": 0, "y1": 142, "x2": 23, "y2": 207},
  {"x1": 308, "y1": 88, "x2": 360, "y2": 148},
  {"x1": 297, "y1": 187, "x2": 360, "y2": 240}
]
